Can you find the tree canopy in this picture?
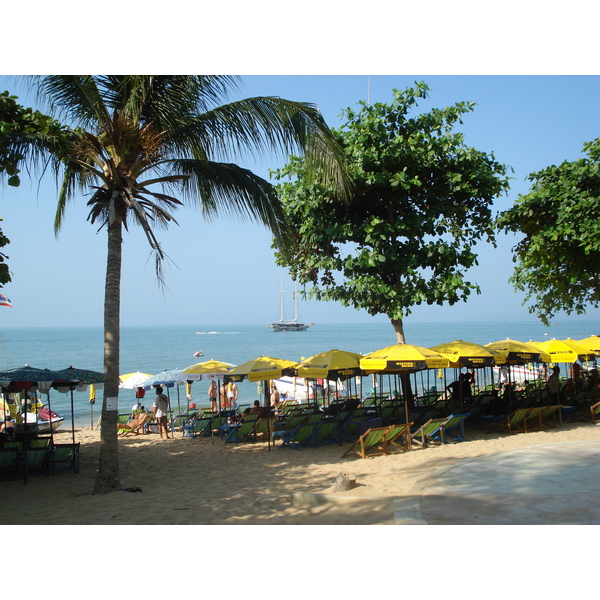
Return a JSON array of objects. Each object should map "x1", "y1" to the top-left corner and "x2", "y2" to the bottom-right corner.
[
  {"x1": 497, "y1": 138, "x2": 600, "y2": 325},
  {"x1": 273, "y1": 83, "x2": 510, "y2": 342},
  {"x1": 1, "y1": 90, "x2": 65, "y2": 287}
]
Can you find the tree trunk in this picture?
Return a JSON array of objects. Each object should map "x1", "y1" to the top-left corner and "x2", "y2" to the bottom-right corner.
[
  {"x1": 93, "y1": 215, "x2": 123, "y2": 494},
  {"x1": 391, "y1": 318, "x2": 406, "y2": 344},
  {"x1": 390, "y1": 317, "x2": 414, "y2": 412}
]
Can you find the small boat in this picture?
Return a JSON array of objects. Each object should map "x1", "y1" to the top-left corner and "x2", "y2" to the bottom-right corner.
[
  {"x1": 23, "y1": 407, "x2": 65, "y2": 433},
  {"x1": 268, "y1": 276, "x2": 314, "y2": 332},
  {"x1": 193, "y1": 350, "x2": 204, "y2": 357},
  {"x1": 273, "y1": 376, "x2": 341, "y2": 401}
]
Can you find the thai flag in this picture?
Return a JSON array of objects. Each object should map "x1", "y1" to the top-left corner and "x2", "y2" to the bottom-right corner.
[{"x1": 0, "y1": 293, "x2": 12, "y2": 308}]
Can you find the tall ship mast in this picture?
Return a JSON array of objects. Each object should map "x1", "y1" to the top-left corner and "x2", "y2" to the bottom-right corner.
[{"x1": 267, "y1": 275, "x2": 315, "y2": 332}]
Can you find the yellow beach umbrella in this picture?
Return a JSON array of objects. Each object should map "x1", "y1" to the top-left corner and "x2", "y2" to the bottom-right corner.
[
  {"x1": 485, "y1": 339, "x2": 544, "y2": 365},
  {"x1": 577, "y1": 335, "x2": 600, "y2": 356},
  {"x1": 295, "y1": 349, "x2": 363, "y2": 380},
  {"x1": 226, "y1": 356, "x2": 297, "y2": 382},
  {"x1": 360, "y1": 343, "x2": 449, "y2": 373},
  {"x1": 119, "y1": 371, "x2": 152, "y2": 389},
  {"x1": 530, "y1": 339, "x2": 595, "y2": 363},
  {"x1": 181, "y1": 359, "x2": 236, "y2": 381},
  {"x1": 430, "y1": 339, "x2": 506, "y2": 368}
]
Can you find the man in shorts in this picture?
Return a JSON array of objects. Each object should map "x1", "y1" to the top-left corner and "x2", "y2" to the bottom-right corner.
[{"x1": 152, "y1": 386, "x2": 170, "y2": 439}]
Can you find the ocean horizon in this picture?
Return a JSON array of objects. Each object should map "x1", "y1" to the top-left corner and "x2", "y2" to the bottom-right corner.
[{"x1": 1, "y1": 318, "x2": 599, "y2": 427}]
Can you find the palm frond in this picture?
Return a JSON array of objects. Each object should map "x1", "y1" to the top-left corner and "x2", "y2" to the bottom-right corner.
[
  {"x1": 166, "y1": 96, "x2": 350, "y2": 199},
  {"x1": 173, "y1": 158, "x2": 289, "y2": 246},
  {"x1": 33, "y1": 76, "x2": 112, "y2": 130}
]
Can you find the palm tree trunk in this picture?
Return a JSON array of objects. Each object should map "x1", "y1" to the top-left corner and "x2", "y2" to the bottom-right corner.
[{"x1": 93, "y1": 214, "x2": 123, "y2": 494}]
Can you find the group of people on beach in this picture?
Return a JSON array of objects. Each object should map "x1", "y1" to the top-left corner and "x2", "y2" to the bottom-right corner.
[{"x1": 207, "y1": 380, "x2": 238, "y2": 412}]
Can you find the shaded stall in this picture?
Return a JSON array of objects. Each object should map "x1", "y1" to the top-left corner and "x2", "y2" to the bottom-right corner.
[
  {"x1": 225, "y1": 356, "x2": 297, "y2": 450},
  {"x1": 359, "y1": 344, "x2": 450, "y2": 427},
  {"x1": 430, "y1": 339, "x2": 505, "y2": 411},
  {"x1": 0, "y1": 366, "x2": 79, "y2": 483},
  {"x1": 181, "y1": 360, "x2": 236, "y2": 442},
  {"x1": 293, "y1": 349, "x2": 364, "y2": 409},
  {"x1": 55, "y1": 366, "x2": 104, "y2": 444}
]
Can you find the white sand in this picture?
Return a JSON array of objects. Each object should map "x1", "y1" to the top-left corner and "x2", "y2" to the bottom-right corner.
[{"x1": 4, "y1": 419, "x2": 600, "y2": 526}]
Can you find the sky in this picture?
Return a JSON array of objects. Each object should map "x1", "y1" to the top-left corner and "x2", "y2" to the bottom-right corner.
[{"x1": 1, "y1": 6, "x2": 599, "y2": 330}]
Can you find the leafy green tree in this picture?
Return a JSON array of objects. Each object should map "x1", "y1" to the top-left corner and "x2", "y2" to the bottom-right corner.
[
  {"x1": 273, "y1": 83, "x2": 510, "y2": 343},
  {"x1": 24, "y1": 75, "x2": 349, "y2": 494},
  {"x1": 1, "y1": 90, "x2": 62, "y2": 187},
  {"x1": 497, "y1": 138, "x2": 600, "y2": 325},
  {"x1": 1, "y1": 91, "x2": 64, "y2": 286}
]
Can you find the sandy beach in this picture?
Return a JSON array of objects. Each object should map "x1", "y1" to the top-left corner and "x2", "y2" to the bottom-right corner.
[{"x1": 4, "y1": 418, "x2": 600, "y2": 526}]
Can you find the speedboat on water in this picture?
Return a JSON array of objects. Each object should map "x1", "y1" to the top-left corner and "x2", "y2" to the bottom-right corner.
[{"x1": 23, "y1": 407, "x2": 65, "y2": 433}]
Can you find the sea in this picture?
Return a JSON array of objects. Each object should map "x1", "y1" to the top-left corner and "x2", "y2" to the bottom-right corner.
[{"x1": 1, "y1": 319, "x2": 599, "y2": 428}]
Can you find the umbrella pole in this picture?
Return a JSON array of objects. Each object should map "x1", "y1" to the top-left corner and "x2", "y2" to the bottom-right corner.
[
  {"x1": 44, "y1": 390, "x2": 55, "y2": 447},
  {"x1": 265, "y1": 380, "x2": 271, "y2": 451},
  {"x1": 69, "y1": 387, "x2": 75, "y2": 446}
]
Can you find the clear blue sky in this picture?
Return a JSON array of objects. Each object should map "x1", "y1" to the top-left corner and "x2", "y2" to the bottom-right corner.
[{"x1": 1, "y1": 10, "x2": 599, "y2": 329}]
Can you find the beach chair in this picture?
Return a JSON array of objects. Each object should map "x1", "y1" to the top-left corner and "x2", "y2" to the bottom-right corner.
[
  {"x1": 274, "y1": 412, "x2": 306, "y2": 431},
  {"x1": 170, "y1": 413, "x2": 192, "y2": 433},
  {"x1": 118, "y1": 412, "x2": 148, "y2": 436},
  {"x1": 341, "y1": 426, "x2": 391, "y2": 459},
  {"x1": 272, "y1": 422, "x2": 318, "y2": 450},
  {"x1": 382, "y1": 422, "x2": 413, "y2": 453},
  {"x1": 23, "y1": 445, "x2": 51, "y2": 477},
  {"x1": 410, "y1": 417, "x2": 450, "y2": 447},
  {"x1": 183, "y1": 416, "x2": 211, "y2": 438},
  {"x1": 50, "y1": 443, "x2": 80, "y2": 474},
  {"x1": 0, "y1": 447, "x2": 21, "y2": 480},
  {"x1": 523, "y1": 406, "x2": 546, "y2": 431},
  {"x1": 222, "y1": 418, "x2": 258, "y2": 443},
  {"x1": 588, "y1": 401, "x2": 600, "y2": 423},
  {"x1": 409, "y1": 407, "x2": 438, "y2": 431},
  {"x1": 254, "y1": 417, "x2": 274, "y2": 441},
  {"x1": 496, "y1": 408, "x2": 532, "y2": 434},
  {"x1": 29, "y1": 437, "x2": 51, "y2": 448},
  {"x1": 314, "y1": 420, "x2": 338, "y2": 446},
  {"x1": 439, "y1": 413, "x2": 470, "y2": 443}
]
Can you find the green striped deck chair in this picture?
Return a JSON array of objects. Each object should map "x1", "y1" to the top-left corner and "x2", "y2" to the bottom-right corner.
[
  {"x1": 222, "y1": 418, "x2": 258, "y2": 443},
  {"x1": 183, "y1": 416, "x2": 212, "y2": 438},
  {"x1": 497, "y1": 408, "x2": 531, "y2": 434},
  {"x1": 50, "y1": 443, "x2": 80, "y2": 474},
  {"x1": 314, "y1": 420, "x2": 337, "y2": 446},
  {"x1": 0, "y1": 447, "x2": 21, "y2": 480},
  {"x1": 411, "y1": 417, "x2": 450, "y2": 447},
  {"x1": 589, "y1": 401, "x2": 600, "y2": 423},
  {"x1": 23, "y1": 445, "x2": 51, "y2": 477},
  {"x1": 523, "y1": 406, "x2": 546, "y2": 431},
  {"x1": 254, "y1": 417, "x2": 274, "y2": 440},
  {"x1": 341, "y1": 426, "x2": 391, "y2": 459},
  {"x1": 382, "y1": 422, "x2": 413, "y2": 453},
  {"x1": 272, "y1": 422, "x2": 318, "y2": 450},
  {"x1": 439, "y1": 413, "x2": 470, "y2": 443},
  {"x1": 117, "y1": 413, "x2": 130, "y2": 425},
  {"x1": 540, "y1": 404, "x2": 562, "y2": 428},
  {"x1": 306, "y1": 412, "x2": 323, "y2": 425}
]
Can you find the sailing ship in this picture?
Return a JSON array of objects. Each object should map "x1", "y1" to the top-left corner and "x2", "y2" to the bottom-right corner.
[{"x1": 267, "y1": 277, "x2": 315, "y2": 332}]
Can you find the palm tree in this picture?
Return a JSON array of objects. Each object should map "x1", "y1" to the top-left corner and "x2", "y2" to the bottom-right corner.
[{"x1": 29, "y1": 75, "x2": 350, "y2": 494}]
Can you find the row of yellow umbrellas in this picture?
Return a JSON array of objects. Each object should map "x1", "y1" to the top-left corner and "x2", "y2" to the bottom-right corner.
[{"x1": 119, "y1": 335, "x2": 600, "y2": 390}]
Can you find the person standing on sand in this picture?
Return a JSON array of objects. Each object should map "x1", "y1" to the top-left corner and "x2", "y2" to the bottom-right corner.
[
  {"x1": 152, "y1": 386, "x2": 170, "y2": 439},
  {"x1": 226, "y1": 381, "x2": 238, "y2": 410},
  {"x1": 208, "y1": 380, "x2": 218, "y2": 412}
]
